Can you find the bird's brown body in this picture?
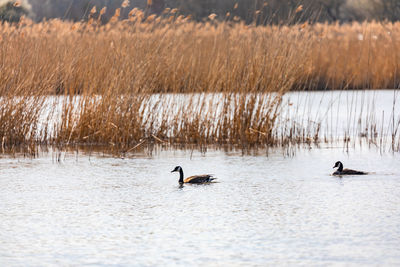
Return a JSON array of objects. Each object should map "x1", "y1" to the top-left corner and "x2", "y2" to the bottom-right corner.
[
  {"x1": 171, "y1": 166, "x2": 216, "y2": 184},
  {"x1": 183, "y1": 175, "x2": 215, "y2": 184}
]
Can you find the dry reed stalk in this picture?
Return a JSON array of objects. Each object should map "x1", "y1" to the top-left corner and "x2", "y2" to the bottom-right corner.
[{"x1": 0, "y1": 17, "x2": 399, "y2": 153}]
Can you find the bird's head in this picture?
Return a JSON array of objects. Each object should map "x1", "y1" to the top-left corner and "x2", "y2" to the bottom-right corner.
[
  {"x1": 171, "y1": 166, "x2": 182, "y2": 173},
  {"x1": 333, "y1": 161, "x2": 342, "y2": 169}
]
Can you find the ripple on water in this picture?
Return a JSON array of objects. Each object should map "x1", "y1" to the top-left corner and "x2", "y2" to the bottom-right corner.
[{"x1": 0, "y1": 148, "x2": 400, "y2": 266}]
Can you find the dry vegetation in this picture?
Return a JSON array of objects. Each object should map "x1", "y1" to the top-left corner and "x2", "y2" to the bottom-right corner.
[
  {"x1": 0, "y1": 9, "x2": 399, "y2": 154},
  {"x1": 300, "y1": 22, "x2": 400, "y2": 90}
]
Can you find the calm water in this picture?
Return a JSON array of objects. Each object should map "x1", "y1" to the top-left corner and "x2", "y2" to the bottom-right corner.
[
  {"x1": 280, "y1": 90, "x2": 400, "y2": 146},
  {"x1": 40, "y1": 90, "x2": 400, "y2": 150},
  {"x1": 1, "y1": 147, "x2": 399, "y2": 266}
]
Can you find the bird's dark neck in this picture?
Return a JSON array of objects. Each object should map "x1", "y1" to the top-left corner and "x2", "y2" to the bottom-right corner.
[
  {"x1": 179, "y1": 169, "x2": 184, "y2": 183},
  {"x1": 338, "y1": 163, "x2": 343, "y2": 172}
]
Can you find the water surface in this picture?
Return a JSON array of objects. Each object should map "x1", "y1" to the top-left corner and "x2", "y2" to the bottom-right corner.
[
  {"x1": 1, "y1": 147, "x2": 399, "y2": 266},
  {"x1": 38, "y1": 90, "x2": 400, "y2": 150}
]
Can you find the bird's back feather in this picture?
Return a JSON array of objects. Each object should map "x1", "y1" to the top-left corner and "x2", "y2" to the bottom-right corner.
[
  {"x1": 333, "y1": 168, "x2": 367, "y2": 175},
  {"x1": 184, "y1": 175, "x2": 216, "y2": 183},
  {"x1": 342, "y1": 168, "x2": 367, "y2": 175}
]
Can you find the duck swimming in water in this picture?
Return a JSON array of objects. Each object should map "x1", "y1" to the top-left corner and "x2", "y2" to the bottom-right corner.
[
  {"x1": 171, "y1": 166, "x2": 217, "y2": 184},
  {"x1": 332, "y1": 161, "x2": 367, "y2": 175}
]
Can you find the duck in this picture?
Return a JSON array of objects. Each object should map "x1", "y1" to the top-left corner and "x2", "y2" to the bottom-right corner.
[
  {"x1": 171, "y1": 166, "x2": 217, "y2": 184},
  {"x1": 332, "y1": 161, "x2": 367, "y2": 175}
]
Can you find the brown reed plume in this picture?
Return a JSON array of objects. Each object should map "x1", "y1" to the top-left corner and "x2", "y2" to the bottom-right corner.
[{"x1": 0, "y1": 13, "x2": 399, "y2": 154}]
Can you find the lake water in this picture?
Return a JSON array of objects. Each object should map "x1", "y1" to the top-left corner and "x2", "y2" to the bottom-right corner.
[
  {"x1": 1, "y1": 90, "x2": 400, "y2": 266},
  {"x1": 1, "y1": 146, "x2": 399, "y2": 266},
  {"x1": 280, "y1": 90, "x2": 400, "y2": 148},
  {"x1": 38, "y1": 90, "x2": 400, "y2": 151}
]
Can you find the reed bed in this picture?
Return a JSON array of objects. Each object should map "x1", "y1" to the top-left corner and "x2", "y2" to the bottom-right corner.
[
  {"x1": 0, "y1": 12, "x2": 399, "y2": 154},
  {"x1": 299, "y1": 22, "x2": 400, "y2": 90}
]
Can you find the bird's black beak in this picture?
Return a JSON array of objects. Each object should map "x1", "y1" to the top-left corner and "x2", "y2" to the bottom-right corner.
[
  {"x1": 171, "y1": 170, "x2": 175, "y2": 173},
  {"x1": 333, "y1": 166, "x2": 335, "y2": 168}
]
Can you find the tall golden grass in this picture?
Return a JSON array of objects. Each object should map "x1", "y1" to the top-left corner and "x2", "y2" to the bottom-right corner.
[
  {"x1": 300, "y1": 22, "x2": 400, "y2": 90},
  {"x1": 0, "y1": 11, "x2": 399, "y2": 153}
]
